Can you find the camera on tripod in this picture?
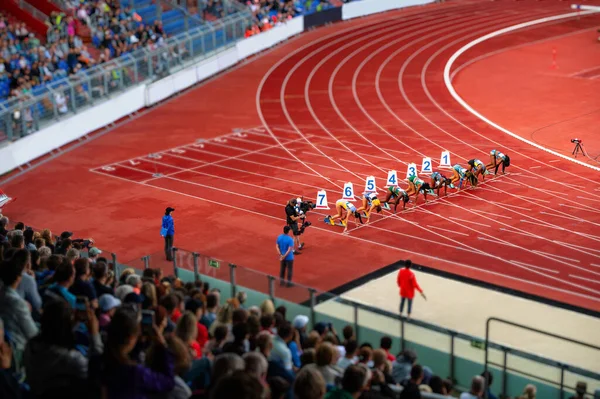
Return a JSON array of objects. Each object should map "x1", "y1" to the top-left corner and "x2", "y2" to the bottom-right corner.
[{"x1": 571, "y1": 138, "x2": 585, "y2": 158}]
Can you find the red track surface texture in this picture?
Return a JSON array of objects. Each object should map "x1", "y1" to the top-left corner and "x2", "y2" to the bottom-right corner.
[{"x1": 4, "y1": 1, "x2": 600, "y2": 311}]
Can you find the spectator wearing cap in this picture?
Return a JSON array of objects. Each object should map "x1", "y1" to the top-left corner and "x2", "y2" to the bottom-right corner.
[
  {"x1": 161, "y1": 207, "x2": 175, "y2": 261},
  {"x1": 88, "y1": 247, "x2": 102, "y2": 264},
  {"x1": 0, "y1": 256, "x2": 39, "y2": 353},
  {"x1": 92, "y1": 262, "x2": 114, "y2": 297},
  {"x1": 124, "y1": 292, "x2": 144, "y2": 311},
  {"x1": 397, "y1": 260, "x2": 426, "y2": 319},
  {"x1": 392, "y1": 349, "x2": 417, "y2": 385},
  {"x1": 69, "y1": 258, "x2": 98, "y2": 309},
  {"x1": 98, "y1": 294, "x2": 121, "y2": 329},
  {"x1": 276, "y1": 225, "x2": 295, "y2": 287},
  {"x1": 293, "y1": 314, "x2": 309, "y2": 348}
]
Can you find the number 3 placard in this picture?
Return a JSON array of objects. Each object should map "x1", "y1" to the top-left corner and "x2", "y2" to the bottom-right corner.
[{"x1": 406, "y1": 163, "x2": 417, "y2": 179}]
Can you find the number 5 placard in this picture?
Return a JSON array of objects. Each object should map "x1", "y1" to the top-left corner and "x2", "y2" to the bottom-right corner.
[
  {"x1": 315, "y1": 190, "x2": 330, "y2": 209},
  {"x1": 365, "y1": 176, "x2": 376, "y2": 193}
]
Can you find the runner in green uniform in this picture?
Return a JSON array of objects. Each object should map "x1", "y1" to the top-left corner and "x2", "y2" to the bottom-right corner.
[
  {"x1": 406, "y1": 175, "x2": 436, "y2": 205},
  {"x1": 382, "y1": 185, "x2": 410, "y2": 212}
]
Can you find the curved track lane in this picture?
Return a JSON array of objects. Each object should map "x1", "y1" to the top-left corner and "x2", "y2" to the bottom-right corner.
[{"x1": 257, "y1": 1, "x2": 600, "y2": 311}]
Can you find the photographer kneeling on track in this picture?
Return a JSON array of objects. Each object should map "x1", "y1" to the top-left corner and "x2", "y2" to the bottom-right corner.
[{"x1": 285, "y1": 197, "x2": 315, "y2": 254}]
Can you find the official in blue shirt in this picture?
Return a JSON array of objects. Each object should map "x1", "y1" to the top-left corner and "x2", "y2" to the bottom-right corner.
[
  {"x1": 276, "y1": 226, "x2": 295, "y2": 287},
  {"x1": 161, "y1": 207, "x2": 175, "y2": 261}
]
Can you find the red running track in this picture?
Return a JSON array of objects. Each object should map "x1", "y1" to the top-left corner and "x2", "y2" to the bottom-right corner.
[{"x1": 3, "y1": 0, "x2": 600, "y2": 311}]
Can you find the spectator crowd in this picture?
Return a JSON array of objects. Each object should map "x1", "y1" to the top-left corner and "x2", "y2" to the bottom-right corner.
[
  {"x1": 0, "y1": 12, "x2": 95, "y2": 101},
  {"x1": 0, "y1": 213, "x2": 588, "y2": 399}
]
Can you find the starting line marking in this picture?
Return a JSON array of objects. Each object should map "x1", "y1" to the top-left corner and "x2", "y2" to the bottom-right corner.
[
  {"x1": 512, "y1": 260, "x2": 559, "y2": 274},
  {"x1": 549, "y1": 160, "x2": 561, "y2": 163}
]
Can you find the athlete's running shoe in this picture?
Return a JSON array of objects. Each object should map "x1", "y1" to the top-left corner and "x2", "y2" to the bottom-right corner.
[{"x1": 449, "y1": 183, "x2": 456, "y2": 189}]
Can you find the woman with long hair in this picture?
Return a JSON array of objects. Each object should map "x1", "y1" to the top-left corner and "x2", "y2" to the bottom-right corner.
[
  {"x1": 102, "y1": 307, "x2": 175, "y2": 398},
  {"x1": 175, "y1": 311, "x2": 201, "y2": 359},
  {"x1": 24, "y1": 299, "x2": 102, "y2": 398}
]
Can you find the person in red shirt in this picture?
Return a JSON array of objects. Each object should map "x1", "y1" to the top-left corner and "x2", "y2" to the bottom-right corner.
[
  {"x1": 396, "y1": 260, "x2": 426, "y2": 319},
  {"x1": 380, "y1": 336, "x2": 396, "y2": 362}
]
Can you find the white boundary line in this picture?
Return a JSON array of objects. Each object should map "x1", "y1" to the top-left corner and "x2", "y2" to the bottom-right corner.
[{"x1": 443, "y1": 8, "x2": 600, "y2": 172}]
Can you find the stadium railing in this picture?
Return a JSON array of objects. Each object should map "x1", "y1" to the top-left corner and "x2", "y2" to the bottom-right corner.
[
  {"x1": 105, "y1": 247, "x2": 600, "y2": 399},
  {"x1": 0, "y1": 9, "x2": 252, "y2": 143}
]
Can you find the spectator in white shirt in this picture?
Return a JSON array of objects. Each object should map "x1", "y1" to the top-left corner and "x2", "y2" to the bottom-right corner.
[
  {"x1": 460, "y1": 375, "x2": 485, "y2": 399},
  {"x1": 13, "y1": 249, "x2": 42, "y2": 314},
  {"x1": 55, "y1": 92, "x2": 68, "y2": 114},
  {"x1": 0, "y1": 255, "x2": 39, "y2": 352},
  {"x1": 270, "y1": 321, "x2": 293, "y2": 371},
  {"x1": 337, "y1": 339, "x2": 358, "y2": 370}
]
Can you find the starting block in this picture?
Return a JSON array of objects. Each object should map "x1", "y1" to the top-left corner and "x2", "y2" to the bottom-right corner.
[{"x1": 322, "y1": 216, "x2": 344, "y2": 227}]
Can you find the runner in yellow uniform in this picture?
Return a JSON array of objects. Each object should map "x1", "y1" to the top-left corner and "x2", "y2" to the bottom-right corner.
[
  {"x1": 357, "y1": 192, "x2": 382, "y2": 223},
  {"x1": 326, "y1": 199, "x2": 360, "y2": 233}
]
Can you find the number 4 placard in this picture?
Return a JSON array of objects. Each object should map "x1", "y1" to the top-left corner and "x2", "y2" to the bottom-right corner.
[
  {"x1": 386, "y1": 170, "x2": 398, "y2": 187},
  {"x1": 440, "y1": 150, "x2": 451, "y2": 167},
  {"x1": 342, "y1": 182, "x2": 355, "y2": 200},
  {"x1": 365, "y1": 176, "x2": 376, "y2": 193},
  {"x1": 315, "y1": 190, "x2": 330, "y2": 209}
]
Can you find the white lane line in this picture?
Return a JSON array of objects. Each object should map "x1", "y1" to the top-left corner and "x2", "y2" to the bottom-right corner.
[
  {"x1": 429, "y1": 225, "x2": 470, "y2": 236},
  {"x1": 449, "y1": 216, "x2": 491, "y2": 228},
  {"x1": 532, "y1": 250, "x2": 580, "y2": 263},
  {"x1": 569, "y1": 274, "x2": 600, "y2": 285},
  {"x1": 512, "y1": 260, "x2": 559, "y2": 274}
]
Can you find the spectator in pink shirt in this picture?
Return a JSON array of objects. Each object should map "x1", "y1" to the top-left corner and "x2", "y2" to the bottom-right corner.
[{"x1": 396, "y1": 260, "x2": 426, "y2": 319}]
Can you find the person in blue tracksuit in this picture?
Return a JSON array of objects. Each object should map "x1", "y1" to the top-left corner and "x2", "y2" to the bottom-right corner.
[{"x1": 161, "y1": 207, "x2": 175, "y2": 261}]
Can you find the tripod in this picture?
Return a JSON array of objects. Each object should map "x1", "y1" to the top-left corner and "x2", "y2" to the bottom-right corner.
[{"x1": 572, "y1": 141, "x2": 585, "y2": 158}]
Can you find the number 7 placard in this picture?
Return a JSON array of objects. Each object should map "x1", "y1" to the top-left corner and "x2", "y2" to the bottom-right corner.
[{"x1": 315, "y1": 190, "x2": 330, "y2": 209}]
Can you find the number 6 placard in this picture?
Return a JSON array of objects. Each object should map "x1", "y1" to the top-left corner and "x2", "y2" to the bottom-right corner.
[
  {"x1": 315, "y1": 190, "x2": 330, "y2": 210},
  {"x1": 342, "y1": 182, "x2": 355, "y2": 200}
]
